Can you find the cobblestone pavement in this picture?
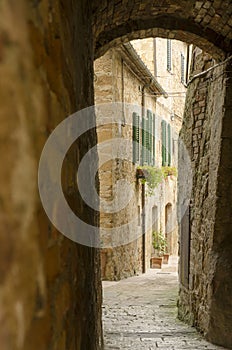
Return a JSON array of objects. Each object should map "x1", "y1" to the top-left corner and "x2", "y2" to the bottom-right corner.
[{"x1": 102, "y1": 257, "x2": 227, "y2": 350}]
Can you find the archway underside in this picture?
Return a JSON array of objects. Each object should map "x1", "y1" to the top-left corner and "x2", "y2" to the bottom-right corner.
[
  {"x1": 95, "y1": 25, "x2": 227, "y2": 60},
  {"x1": 93, "y1": 0, "x2": 232, "y2": 60}
]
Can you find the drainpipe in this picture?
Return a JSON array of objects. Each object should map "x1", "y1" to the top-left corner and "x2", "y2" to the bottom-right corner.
[{"x1": 142, "y1": 181, "x2": 146, "y2": 273}]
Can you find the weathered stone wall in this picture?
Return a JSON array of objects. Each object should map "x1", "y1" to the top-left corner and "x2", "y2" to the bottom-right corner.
[
  {"x1": 208, "y1": 57, "x2": 232, "y2": 348},
  {"x1": 0, "y1": 1, "x2": 102, "y2": 349},
  {"x1": 132, "y1": 38, "x2": 189, "y2": 120},
  {"x1": 95, "y1": 49, "x2": 144, "y2": 280},
  {"x1": 178, "y1": 47, "x2": 232, "y2": 348}
]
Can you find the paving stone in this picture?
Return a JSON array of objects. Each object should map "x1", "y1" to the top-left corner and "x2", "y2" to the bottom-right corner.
[{"x1": 103, "y1": 258, "x2": 227, "y2": 349}]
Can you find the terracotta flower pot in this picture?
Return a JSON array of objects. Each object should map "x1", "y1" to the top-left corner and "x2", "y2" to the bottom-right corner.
[{"x1": 150, "y1": 256, "x2": 163, "y2": 269}]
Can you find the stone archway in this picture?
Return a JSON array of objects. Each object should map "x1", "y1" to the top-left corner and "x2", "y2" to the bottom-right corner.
[
  {"x1": 93, "y1": 0, "x2": 232, "y2": 60},
  {"x1": 1, "y1": 1, "x2": 231, "y2": 349},
  {"x1": 92, "y1": 1, "x2": 232, "y2": 348}
]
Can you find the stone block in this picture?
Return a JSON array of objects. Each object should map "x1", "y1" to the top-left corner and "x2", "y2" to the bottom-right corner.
[{"x1": 195, "y1": 1, "x2": 203, "y2": 10}]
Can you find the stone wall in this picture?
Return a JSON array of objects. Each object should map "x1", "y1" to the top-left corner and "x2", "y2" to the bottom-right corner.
[
  {"x1": 209, "y1": 57, "x2": 232, "y2": 348},
  {"x1": 0, "y1": 1, "x2": 102, "y2": 349},
  {"x1": 178, "y1": 47, "x2": 232, "y2": 348},
  {"x1": 95, "y1": 49, "x2": 144, "y2": 280},
  {"x1": 132, "y1": 38, "x2": 189, "y2": 120}
]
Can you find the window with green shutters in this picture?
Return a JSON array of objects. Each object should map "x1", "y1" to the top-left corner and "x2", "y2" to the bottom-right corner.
[
  {"x1": 132, "y1": 112, "x2": 140, "y2": 164},
  {"x1": 139, "y1": 110, "x2": 157, "y2": 166}
]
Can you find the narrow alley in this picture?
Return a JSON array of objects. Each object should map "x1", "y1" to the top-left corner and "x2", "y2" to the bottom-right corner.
[
  {"x1": 103, "y1": 258, "x2": 226, "y2": 350},
  {"x1": 1, "y1": 2, "x2": 232, "y2": 349}
]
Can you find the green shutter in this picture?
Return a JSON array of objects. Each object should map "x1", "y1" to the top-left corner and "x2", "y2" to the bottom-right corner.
[
  {"x1": 153, "y1": 113, "x2": 156, "y2": 166},
  {"x1": 161, "y1": 120, "x2": 167, "y2": 166},
  {"x1": 133, "y1": 113, "x2": 140, "y2": 164},
  {"x1": 168, "y1": 123, "x2": 171, "y2": 166},
  {"x1": 142, "y1": 116, "x2": 146, "y2": 165},
  {"x1": 147, "y1": 110, "x2": 152, "y2": 165},
  {"x1": 146, "y1": 118, "x2": 150, "y2": 165}
]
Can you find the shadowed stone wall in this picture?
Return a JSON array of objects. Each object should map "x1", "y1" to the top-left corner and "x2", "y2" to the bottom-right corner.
[
  {"x1": 0, "y1": 1, "x2": 102, "y2": 349},
  {"x1": 178, "y1": 47, "x2": 232, "y2": 349}
]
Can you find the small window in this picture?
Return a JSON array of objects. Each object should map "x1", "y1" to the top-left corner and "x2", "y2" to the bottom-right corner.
[{"x1": 167, "y1": 39, "x2": 172, "y2": 72}]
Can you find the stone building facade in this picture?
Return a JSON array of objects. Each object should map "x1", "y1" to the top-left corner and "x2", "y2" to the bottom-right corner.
[{"x1": 94, "y1": 38, "x2": 189, "y2": 280}]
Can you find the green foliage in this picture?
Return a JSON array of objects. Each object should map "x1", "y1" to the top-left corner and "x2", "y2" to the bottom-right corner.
[
  {"x1": 162, "y1": 166, "x2": 177, "y2": 179},
  {"x1": 152, "y1": 230, "x2": 167, "y2": 255},
  {"x1": 138, "y1": 166, "x2": 164, "y2": 196},
  {"x1": 136, "y1": 166, "x2": 177, "y2": 196}
]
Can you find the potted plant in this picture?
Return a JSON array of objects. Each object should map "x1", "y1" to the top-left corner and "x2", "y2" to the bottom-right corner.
[
  {"x1": 150, "y1": 255, "x2": 163, "y2": 269},
  {"x1": 162, "y1": 166, "x2": 177, "y2": 180},
  {"x1": 150, "y1": 230, "x2": 168, "y2": 268},
  {"x1": 152, "y1": 230, "x2": 167, "y2": 256}
]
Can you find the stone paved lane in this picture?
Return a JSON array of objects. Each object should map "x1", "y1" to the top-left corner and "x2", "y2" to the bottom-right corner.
[{"x1": 102, "y1": 257, "x2": 227, "y2": 350}]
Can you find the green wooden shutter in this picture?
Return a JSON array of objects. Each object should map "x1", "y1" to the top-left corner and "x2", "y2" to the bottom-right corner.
[
  {"x1": 153, "y1": 113, "x2": 156, "y2": 166},
  {"x1": 133, "y1": 112, "x2": 140, "y2": 164},
  {"x1": 142, "y1": 116, "x2": 146, "y2": 165},
  {"x1": 147, "y1": 110, "x2": 152, "y2": 165},
  {"x1": 167, "y1": 123, "x2": 171, "y2": 166},
  {"x1": 161, "y1": 120, "x2": 167, "y2": 166},
  {"x1": 142, "y1": 117, "x2": 146, "y2": 165}
]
